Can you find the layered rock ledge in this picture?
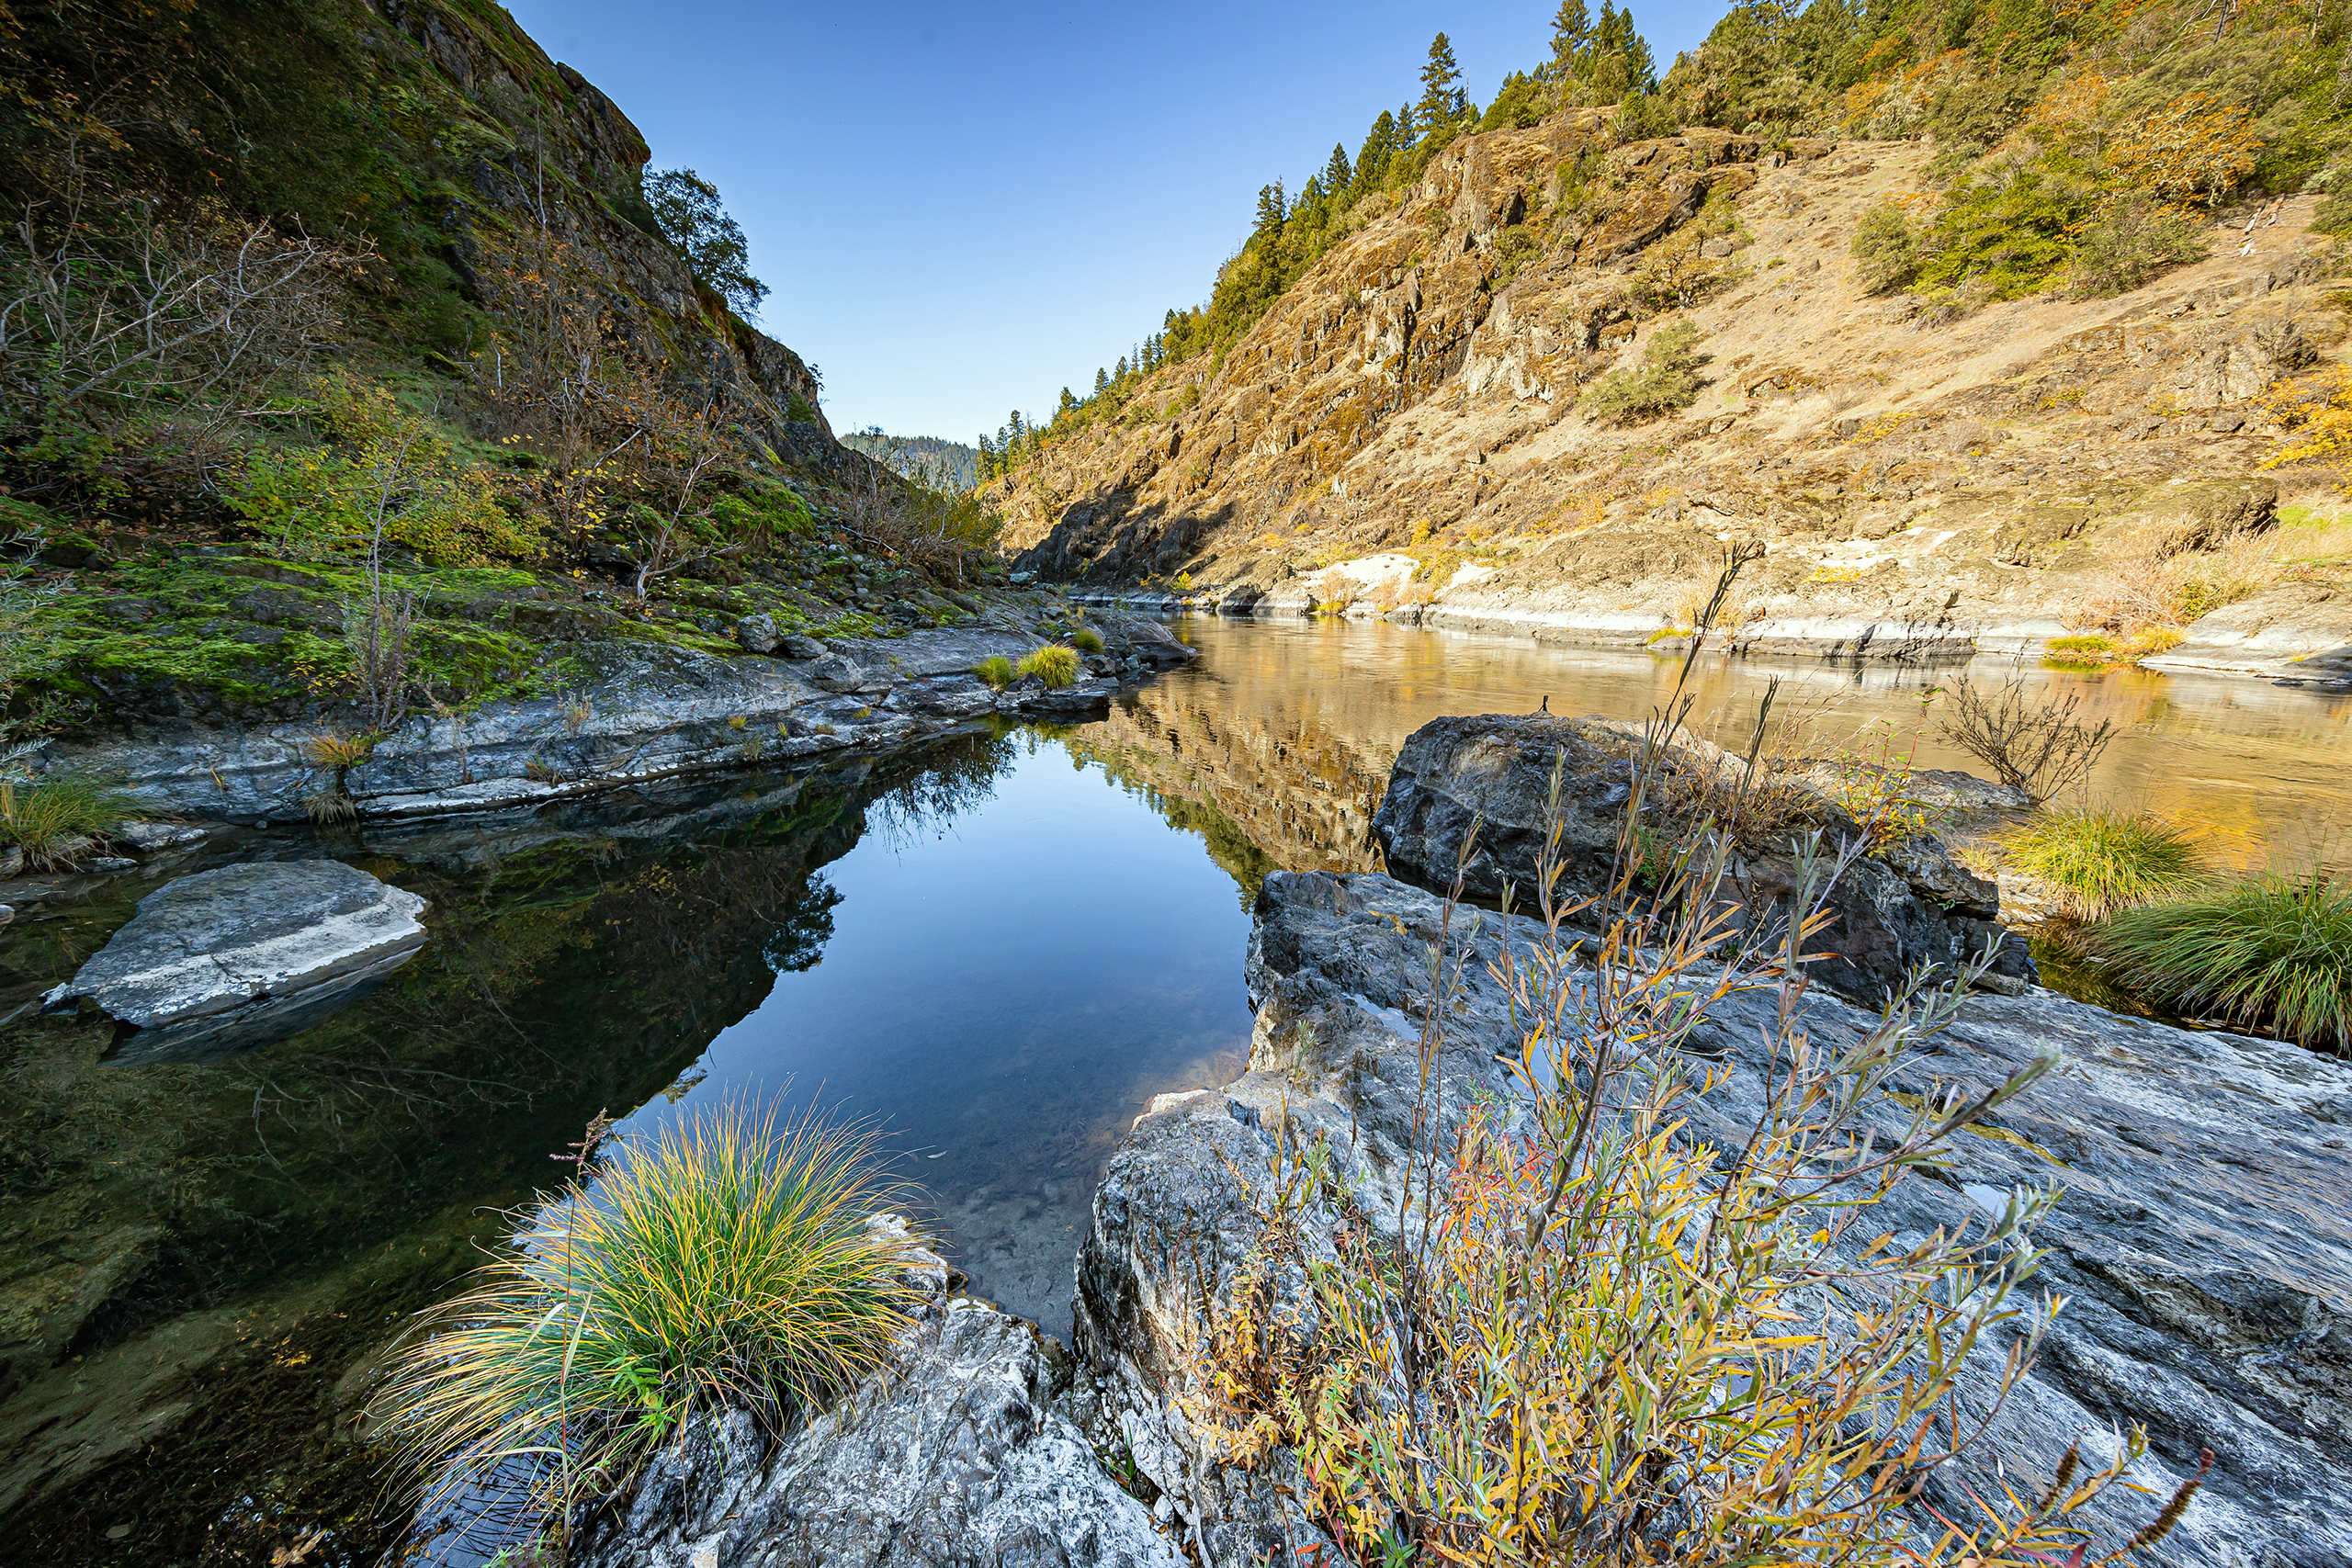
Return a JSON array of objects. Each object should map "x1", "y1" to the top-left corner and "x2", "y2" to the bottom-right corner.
[{"x1": 56, "y1": 616, "x2": 1197, "y2": 826}]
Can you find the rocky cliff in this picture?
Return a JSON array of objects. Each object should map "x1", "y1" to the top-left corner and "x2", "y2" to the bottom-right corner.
[{"x1": 989, "y1": 122, "x2": 2351, "y2": 677}]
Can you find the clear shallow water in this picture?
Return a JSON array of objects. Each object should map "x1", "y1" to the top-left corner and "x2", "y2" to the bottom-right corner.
[{"x1": 3, "y1": 618, "x2": 2346, "y2": 1567}]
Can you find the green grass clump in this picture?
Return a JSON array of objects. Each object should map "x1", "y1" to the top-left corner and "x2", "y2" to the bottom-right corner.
[
  {"x1": 2004, "y1": 806, "x2": 2203, "y2": 919},
  {"x1": 1018, "y1": 645, "x2": 1080, "y2": 687},
  {"x1": 0, "y1": 773, "x2": 139, "y2": 867},
  {"x1": 974, "y1": 654, "x2": 1015, "y2": 688},
  {"x1": 375, "y1": 1102, "x2": 922, "y2": 1544},
  {"x1": 2100, "y1": 874, "x2": 2352, "y2": 1053},
  {"x1": 1070, "y1": 627, "x2": 1103, "y2": 654}
]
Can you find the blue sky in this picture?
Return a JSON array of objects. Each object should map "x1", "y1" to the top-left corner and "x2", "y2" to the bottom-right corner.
[{"x1": 505, "y1": 1, "x2": 1735, "y2": 443}]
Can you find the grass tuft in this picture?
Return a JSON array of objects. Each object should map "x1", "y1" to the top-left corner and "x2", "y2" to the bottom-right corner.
[
  {"x1": 374, "y1": 1101, "x2": 923, "y2": 1548},
  {"x1": 2005, "y1": 806, "x2": 2204, "y2": 919},
  {"x1": 0, "y1": 773, "x2": 139, "y2": 866},
  {"x1": 1070, "y1": 627, "x2": 1103, "y2": 654},
  {"x1": 973, "y1": 654, "x2": 1015, "y2": 689},
  {"x1": 2100, "y1": 874, "x2": 2352, "y2": 1053},
  {"x1": 1018, "y1": 645, "x2": 1080, "y2": 687}
]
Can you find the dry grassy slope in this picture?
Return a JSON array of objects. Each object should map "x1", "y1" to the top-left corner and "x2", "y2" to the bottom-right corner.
[{"x1": 992, "y1": 123, "x2": 2352, "y2": 676}]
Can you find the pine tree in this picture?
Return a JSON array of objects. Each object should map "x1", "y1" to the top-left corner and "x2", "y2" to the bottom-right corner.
[
  {"x1": 1355, "y1": 109, "x2": 1397, "y2": 189},
  {"x1": 1417, "y1": 34, "x2": 1463, "y2": 130},
  {"x1": 1057, "y1": 387, "x2": 1078, "y2": 416},
  {"x1": 1323, "y1": 141, "x2": 1352, "y2": 191},
  {"x1": 1548, "y1": 0, "x2": 1593, "y2": 82},
  {"x1": 1115, "y1": 355, "x2": 1129, "y2": 381},
  {"x1": 1254, "y1": 179, "x2": 1288, "y2": 235},
  {"x1": 1093, "y1": 367, "x2": 1110, "y2": 396},
  {"x1": 1397, "y1": 100, "x2": 1419, "y2": 144}
]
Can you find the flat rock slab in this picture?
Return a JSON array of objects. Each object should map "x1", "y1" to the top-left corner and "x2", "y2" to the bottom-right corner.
[{"x1": 49, "y1": 860, "x2": 429, "y2": 1064}]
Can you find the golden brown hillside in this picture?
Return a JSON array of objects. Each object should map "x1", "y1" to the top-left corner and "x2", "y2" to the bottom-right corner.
[{"x1": 989, "y1": 122, "x2": 2352, "y2": 680}]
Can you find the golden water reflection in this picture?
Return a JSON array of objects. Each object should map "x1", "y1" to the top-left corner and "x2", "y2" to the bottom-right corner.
[{"x1": 1103, "y1": 616, "x2": 2351, "y2": 876}]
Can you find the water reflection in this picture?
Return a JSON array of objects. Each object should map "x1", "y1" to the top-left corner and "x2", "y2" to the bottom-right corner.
[{"x1": 1129, "y1": 616, "x2": 2352, "y2": 874}]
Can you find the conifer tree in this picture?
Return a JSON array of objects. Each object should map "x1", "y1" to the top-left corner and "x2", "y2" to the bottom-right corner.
[
  {"x1": 1355, "y1": 109, "x2": 1397, "y2": 189},
  {"x1": 1418, "y1": 34, "x2": 1463, "y2": 130},
  {"x1": 1254, "y1": 179, "x2": 1288, "y2": 235},
  {"x1": 1396, "y1": 99, "x2": 1419, "y2": 144},
  {"x1": 1548, "y1": 0, "x2": 1594, "y2": 82},
  {"x1": 1093, "y1": 367, "x2": 1109, "y2": 395},
  {"x1": 1323, "y1": 141, "x2": 1351, "y2": 191}
]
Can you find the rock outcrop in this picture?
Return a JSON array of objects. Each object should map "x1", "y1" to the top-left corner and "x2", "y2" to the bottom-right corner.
[
  {"x1": 1073, "y1": 864, "x2": 2352, "y2": 1568},
  {"x1": 987, "y1": 124, "x2": 2348, "y2": 674},
  {"x1": 1372, "y1": 710, "x2": 2033, "y2": 999},
  {"x1": 44, "y1": 861, "x2": 428, "y2": 1063}
]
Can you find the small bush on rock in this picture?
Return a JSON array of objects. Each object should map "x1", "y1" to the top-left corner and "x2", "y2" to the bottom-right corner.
[
  {"x1": 375, "y1": 1103, "x2": 922, "y2": 1555},
  {"x1": 2006, "y1": 805, "x2": 2204, "y2": 919},
  {"x1": 1018, "y1": 646, "x2": 1080, "y2": 687},
  {"x1": 973, "y1": 654, "x2": 1015, "y2": 688},
  {"x1": 2101, "y1": 873, "x2": 2352, "y2": 1053},
  {"x1": 1071, "y1": 628, "x2": 1103, "y2": 654},
  {"x1": 0, "y1": 773, "x2": 138, "y2": 867}
]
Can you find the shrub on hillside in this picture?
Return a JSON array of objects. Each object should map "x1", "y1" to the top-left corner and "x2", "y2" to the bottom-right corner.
[
  {"x1": 2101, "y1": 874, "x2": 2352, "y2": 1053},
  {"x1": 2312, "y1": 192, "x2": 2352, "y2": 236},
  {"x1": 1578, "y1": 320, "x2": 1703, "y2": 424},
  {"x1": 2067, "y1": 197, "x2": 2209, "y2": 299},
  {"x1": 1850, "y1": 202, "x2": 1921, "y2": 294}
]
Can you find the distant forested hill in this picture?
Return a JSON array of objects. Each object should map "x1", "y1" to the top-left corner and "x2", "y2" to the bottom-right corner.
[{"x1": 842, "y1": 430, "x2": 980, "y2": 491}]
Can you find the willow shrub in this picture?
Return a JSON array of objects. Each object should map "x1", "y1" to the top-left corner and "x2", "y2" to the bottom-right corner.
[
  {"x1": 2006, "y1": 805, "x2": 2205, "y2": 919},
  {"x1": 2102, "y1": 874, "x2": 2352, "y2": 1054},
  {"x1": 374, "y1": 1102, "x2": 922, "y2": 1551},
  {"x1": 1018, "y1": 645, "x2": 1080, "y2": 687},
  {"x1": 1181, "y1": 732, "x2": 2206, "y2": 1567}
]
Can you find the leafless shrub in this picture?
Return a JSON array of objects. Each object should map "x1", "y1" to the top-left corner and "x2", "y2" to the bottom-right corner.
[
  {"x1": 0, "y1": 199, "x2": 353, "y2": 490},
  {"x1": 1938, "y1": 661, "x2": 2115, "y2": 802},
  {"x1": 831, "y1": 457, "x2": 1002, "y2": 588}
]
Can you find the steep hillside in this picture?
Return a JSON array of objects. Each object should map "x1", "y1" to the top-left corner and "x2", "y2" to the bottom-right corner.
[
  {"x1": 0, "y1": 0, "x2": 1014, "y2": 794},
  {"x1": 989, "y1": 100, "x2": 2352, "y2": 678}
]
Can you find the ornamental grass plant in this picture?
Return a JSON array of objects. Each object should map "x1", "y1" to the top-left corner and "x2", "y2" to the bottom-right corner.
[
  {"x1": 2005, "y1": 806, "x2": 2205, "y2": 919},
  {"x1": 1181, "y1": 553, "x2": 2206, "y2": 1566},
  {"x1": 1018, "y1": 645, "x2": 1080, "y2": 687},
  {"x1": 374, "y1": 1101, "x2": 922, "y2": 1554},
  {"x1": 2100, "y1": 873, "x2": 2352, "y2": 1054},
  {"x1": 973, "y1": 654, "x2": 1015, "y2": 689},
  {"x1": 0, "y1": 772, "x2": 138, "y2": 867}
]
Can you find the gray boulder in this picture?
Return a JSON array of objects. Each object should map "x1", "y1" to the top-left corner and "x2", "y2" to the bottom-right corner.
[
  {"x1": 734, "y1": 613, "x2": 784, "y2": 654},
  {"x1": 1076, "y1": 867, "x2": 2352, "y2": 1568},
  {"x1": 45, "y1": 860, "x2": 429, "y2": 1064},
  {"x1": 1372, "y1": 712, "x2": 2033, "y2": 1001},
  {"x1": 778, "y1": 634, "x2": 829, "y2": 660},
  {"x1": 574, "y1": 1216, "x2": 1180, "y2": 1568}
]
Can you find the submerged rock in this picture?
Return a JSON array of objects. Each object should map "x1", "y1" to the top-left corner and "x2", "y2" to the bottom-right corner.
[
  {"x1": 46, "y1": 860, "x2": 429, "y2": 1064},
  {"x1": 1075, "y1": 867, "x2": 2352, "y2": 1568},
  {"x1": 573, "y1": 1217, "x2": 1180, "y2": 1568},
  {"x1": 1373, "y1": 711, "x2": 2034, "y2": 1000}
]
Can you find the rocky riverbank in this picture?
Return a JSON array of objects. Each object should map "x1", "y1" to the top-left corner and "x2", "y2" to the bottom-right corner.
[{"x1": 571, "y1": 710, "x2": 2351, "y2": 1568}]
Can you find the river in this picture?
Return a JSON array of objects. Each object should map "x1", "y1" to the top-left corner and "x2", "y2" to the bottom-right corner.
[{"x1": 2, "y1": 617, "x2": 2344, "y2": 1566}]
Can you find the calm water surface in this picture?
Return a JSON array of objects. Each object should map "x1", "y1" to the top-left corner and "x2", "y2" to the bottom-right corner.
[{"x1": 2, "y1": 618, "x2": 2344, "y2": 1567}]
